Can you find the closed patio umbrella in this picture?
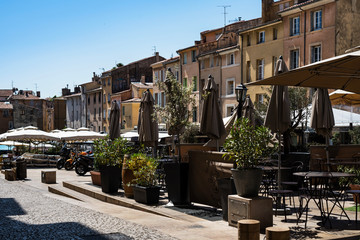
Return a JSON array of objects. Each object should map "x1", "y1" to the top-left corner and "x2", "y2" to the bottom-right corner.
[
  {"x1": 109, "y1": 100, "x2": 120, "y2": 140},
  {"x1": 264, "y1": 57, "x2": 291, "y2": 189},
  {"x1": 310, "y1": 88, "x2": 335, "y2": 171},
  {"x1": 138, "y1": 89, "x2": 158, "y2": 147},
  {"x1": 200, "y1": 75, "x2": 226, "y2": 150},
  {"x1": 242, "y1": 96, "x2": 255, "y2": 126}
]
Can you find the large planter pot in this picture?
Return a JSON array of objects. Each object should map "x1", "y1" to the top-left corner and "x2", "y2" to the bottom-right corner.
[
  {"x1": 217, "y1": 178, "x2": 236, "y2": 221},
  {"x1": 350, "y1": 184, "x2": 360, "y2": 204},
  {"x1": 163, "y1": 162, "x2": 190, "y2": 206},
  {"x1": 133, "y1": 185, "x2": 161, "y2": 204},
  {"x1": 100, "y1": 165, "x2": 121, "y2": 193},
  {"x1": 231, "y1": 168, "x2": 263, "y2": 197},
  {"x1": 90, "y1": 171, "x2": 101, "y2": 186}
]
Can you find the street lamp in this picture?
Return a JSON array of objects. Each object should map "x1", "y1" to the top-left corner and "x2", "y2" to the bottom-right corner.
[{"x1": 235, "y1": 83, "x2": 247, "y2": 118}]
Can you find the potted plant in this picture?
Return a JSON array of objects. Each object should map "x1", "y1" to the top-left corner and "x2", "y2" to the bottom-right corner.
[
  {"x1": 223, "y1": 118, "x2": 275, "y2": 197},
  {"x1": 94, "y1": 136, "x2": 131, "y2": 193},
  {"x1": 338, "y1": 165, "x2": 360, "y2": 203},
  {"x1": 126, "y1": 153, "x2": 161, "y2": 204},
  {"x1": 154, "y1": 69, "x2": 195, "y2": 206}
]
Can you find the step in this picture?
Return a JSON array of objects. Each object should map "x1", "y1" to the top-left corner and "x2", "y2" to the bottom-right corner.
[
  {"x1": 62, "y1": 181, "x2": 202, "y2": 222},
  {"x1": 48, "y1": 185, "x2": 86, "y2": 202}
]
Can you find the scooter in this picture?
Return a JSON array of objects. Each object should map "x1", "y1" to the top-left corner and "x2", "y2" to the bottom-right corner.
[
  {"x1": 75, "y1": 153, "x2": 94, "y2": 176},
  {"x1": 56, "y1": 146, "x2": 71, "y2": 170}
]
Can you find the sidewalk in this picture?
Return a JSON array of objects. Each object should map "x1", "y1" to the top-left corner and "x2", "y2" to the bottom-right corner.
[{"x1": 2, "y1": 167, "x2": 360, "y2": 239}]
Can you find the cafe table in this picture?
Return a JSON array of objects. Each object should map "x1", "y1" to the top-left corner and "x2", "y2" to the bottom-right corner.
[{"x1": 293, "y1": 171, "x2": 355, "y2": 228}]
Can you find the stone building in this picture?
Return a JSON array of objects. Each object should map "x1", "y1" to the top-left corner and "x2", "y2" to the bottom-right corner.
[
  {"x1": 62, "y1": 86, "x2": 85, "y2": 130},
  {"x1": 0, "y1": 102, "x2": 13, "y2": 133},
  {"x1": 111, "y1": 52, "x2": 165, "y2": 93}
]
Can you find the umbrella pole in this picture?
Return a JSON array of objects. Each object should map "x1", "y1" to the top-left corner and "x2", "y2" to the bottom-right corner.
[
  {"x1": 326, "y1": 135, "x2": 330, "y2": 172},
  {"x1": 278, "y1": 132, "x2": 282, "y2": 190}
]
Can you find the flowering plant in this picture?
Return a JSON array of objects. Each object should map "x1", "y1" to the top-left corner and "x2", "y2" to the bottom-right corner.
[
  {"x1": 125, "y1": 153, "x2": 159, "y2": 187},
  {"x1": 223, "y1": 118, "x2": 276, "y2": 169}
]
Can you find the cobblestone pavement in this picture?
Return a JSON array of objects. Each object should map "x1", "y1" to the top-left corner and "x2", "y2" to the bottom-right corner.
[{"x1": 0, "y1": 178, "x2": 177, "y2": 240}]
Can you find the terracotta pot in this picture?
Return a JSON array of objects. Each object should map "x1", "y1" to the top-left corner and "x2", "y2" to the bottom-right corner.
[
  {"x1": 350, "y1": 184, "x2": 360, "y2": 204},
  {"x1": 122, "y1": 155, "x2": 135, "y2": 198},
  {"x1": 90, "y1": 171, "x2": 101, "y2": 186}
]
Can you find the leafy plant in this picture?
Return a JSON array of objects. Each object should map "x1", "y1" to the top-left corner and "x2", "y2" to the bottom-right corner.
[
  {"x1": 349, "y1": 126, "x2": 360, "y2": 144},
  {"x1": 180, "y1": 123, "x2": 200, "y2": 143},
  {"x1": 337, "y1": 165, "x2": 360, "y2": 185},
  {"x1": 93, "y1": 136, "x2": 132, "y2": 168},
  {"x1": 125, "y1": 153, "x2": 159, "y2": 187},
  {"x1": 154, "y1": 69, "x2": 195, "y2": 161},
  {"x1": 223, "y1": 118, "x2": 276, "y2": 169}
]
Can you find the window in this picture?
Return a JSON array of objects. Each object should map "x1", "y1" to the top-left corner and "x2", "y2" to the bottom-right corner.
[
  {"x1": 210, "y1": 56, "x2": 214, "y2": 68},
  {"x1": 161, "y1": 92, "x2": 165, "y2": 107},
  {"x1": 200, "y1": 60, "x2": 205, "y2": 69},
  {"x1": 103, "y1": 95, "x2": 106, "y2": 103},
  {"x1": 98, "y1": 93, "x2": 101, "y2": 103},
  {"x1": 226, "y1": 78, "x2": 235, "y2": 96},
  {"x1": 161, "y1": 70, "x2": 165, "y2": 81},
  {"x1": 108, "y1": 78, "x2": 111, "y2": 86},
  {"x1": 246, "y1": 61, "x2": 251, "y2": 83},
  {"x1": 183, "y1": 78, "x2": 187, "y2": 87},
  {"x1": 290, "y1": 17, "x2": 300, "y2": 36},
  {"x1": 258, "y1": 31, "x2": 265, "y2": 43},
  {"x1": 103, "y1": 109, "x2": 106, "y2": 119},
  {"x1": 273, "y1": 28, "x2": 278, "y2": 40},
  {"x1": 256, "y1": 94, "x2": 265, "y2": 104},
  {"x1": 311, "y1": 10, "x2": 322, "y2": 31},
  {"x1": 88, "y1": 97, "x2": 90, "y2": 105},
  {"x1": 284, "y1": 2, "x2": 290, "y2": 8},
  {"x1": 93, "y1": 94, "x2": 96, "y2": 104},
  {"x1": 228, "y1": 53, "x2": 234, "y2": 65},
  {"x1": 3, "y1": 110, "x2": 9, "y2": 117},
  {"x1": 247, "y1": 35, "x2": 251, "y2": 46},
  {"x1": 103, "y1": 80, "x2": 106, "y2": 86},
  {"x1": 311, "y1": 45, "x2": 321, "y2": 63},
  {"x1": 108, "y1": 93, "x2": 110, "y2": 103},
  {"x1": 76, "y1": 111, "x2": 78, "y2": 121},
  {"x1": 191, "y1": 50, "x2": 196, "y2": 62},
  {"x1": 122, "y1": 106, "x2": 125, "y2": 116},
  {"x1": 154, "y1": 71, "x2": 159, "y2": 82},
  {"x1": 216, "y1": 56, "x2": 220, "y2": 66},
  {"x1": 192, "y1": 76, "x2": 197, "y2": 91},
  {"x1": 183, "y1": 53, "x2": 187, "y2": 64},
  {"x1": 290, "y1": 49, "x2": 299, "y2": 69},
  {"x1": 94, "y1": 108, "x2": 96, "y2": 120},
  {"x1": 257, "y1": 59, "x2": 264, "y2": 80},
  {"x1": 226, "y1": 105, "x2": 235, "y2": 117},
  {"x1": 192, "y1": 107, "x2": 197, "y2": 122},
  {"x1": 108, "y1": 109, "x2": 111, "y2": 119},
  {"x1": 154, "y1": 93, "x2": 158, "y2": 105},
  {"x1": 279, "y1": 4, "x2": 284, "y2": 11},
  {"x1": 99, "y1": 107, "x2": 101, "y2": 119}
]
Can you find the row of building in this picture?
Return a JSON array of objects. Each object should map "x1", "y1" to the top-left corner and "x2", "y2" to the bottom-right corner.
[{"x1": 1, "y1": 0, "x2": 360, "y2": 134}]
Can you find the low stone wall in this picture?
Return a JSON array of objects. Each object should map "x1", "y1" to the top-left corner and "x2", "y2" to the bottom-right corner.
[{"x1": 188, "y1": 150, "x2": 232, "y2": 208}]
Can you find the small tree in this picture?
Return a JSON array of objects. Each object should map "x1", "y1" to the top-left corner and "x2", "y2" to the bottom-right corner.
[{"x1": 154, "y1": 69, "x2": 195, "y2": 161}]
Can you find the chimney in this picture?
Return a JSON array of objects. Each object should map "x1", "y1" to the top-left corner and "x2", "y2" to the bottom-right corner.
[
  {"x1": 62, "y1": 88, "x2": 71, "y2": 96},
  {"x1": 262, "y1": 0, "x2": 274, "y2": 22},
  {"x1": 74, "y1": 86, "x2": 80, "y2": 93},
  {"x1": 140, "y1": 74, "x2": 146, "y2": 84},
  {"x1": 36, "y1": 91, "x2": 40, "y2": 97},
  {"x1": 155, "y1": 52, "x2": 159, "y2": 62}
]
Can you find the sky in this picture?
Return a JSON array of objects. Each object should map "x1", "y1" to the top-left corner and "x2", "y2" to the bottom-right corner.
[{"x1": 0, "y1": 0, "x2": 261, "y2": 98}]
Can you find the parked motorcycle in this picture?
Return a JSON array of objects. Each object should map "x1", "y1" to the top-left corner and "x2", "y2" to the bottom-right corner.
[
  {"x1": 56, "y1": 145, "x2": 71, "y2": 170},
  {"x1": 75, "y1": 153, "x2": 94, "y2": 176}
]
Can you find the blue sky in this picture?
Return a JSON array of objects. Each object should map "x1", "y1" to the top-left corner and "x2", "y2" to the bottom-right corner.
[{"x1": 0, "y1": 1, "x2": 261, "y2": 98}]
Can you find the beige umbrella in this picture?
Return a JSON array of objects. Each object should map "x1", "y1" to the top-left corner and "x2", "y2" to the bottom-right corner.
[
  {"x1": 60, "y1": 128, "x2": 106, "y2": 142},
  {"x1": 6, "y1": 126, "x2": 59, "y2": 142},
  {"x1": 310, "y1": 88, "x2": 335, "y2": 171},
  {"x1": 246, "y1": 50, "x2": 360, "y2": 93},
  {"x1": 138, "y1": 89, "x2": 158, "y2": 147},
  {"x1": 109, "y1": 100, "x2": 120, "y2": 140},
  {"x1": 200, "y1": 75, "x2": 226, "y2": 150},
  {"x1": 264, "y1": 57, "x2": 291, "y2": 189}
]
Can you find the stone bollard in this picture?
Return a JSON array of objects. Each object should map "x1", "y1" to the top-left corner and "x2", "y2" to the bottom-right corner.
[
  {"x1": 41, "y1": 170, "x2": 56, "y2": 184},
  {"x1": 266, "y1": 226, "x2": 290, "y2": 240},
  {"x1": 238, "y1": 219, "x2": 260, "y2": 240}
]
